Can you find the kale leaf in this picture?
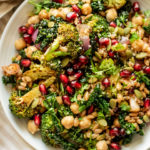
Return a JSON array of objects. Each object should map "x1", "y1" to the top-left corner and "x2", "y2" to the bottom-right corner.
[{"x1": 91, "y1": 0, "x2": 105, "y2": 13}]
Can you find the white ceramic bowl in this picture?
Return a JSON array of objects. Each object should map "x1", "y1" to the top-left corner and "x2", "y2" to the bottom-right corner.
[{"x1": 0, "y1": 0, "x2": 150, "y2": 150}]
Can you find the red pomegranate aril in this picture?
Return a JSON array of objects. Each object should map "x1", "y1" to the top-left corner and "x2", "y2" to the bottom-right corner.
[
  {"x1": 110, "y1": 22, "x2": 117, "y2": 28},
  {"x1": 71, "y1": 81, "x2": 81, "y2": 89},
  {"x1": 21, "y1": 59, "x2": 31, "y2": 67},
  {"x1": 134, "y1": 63, "x2": 142, "y2": 71},
  {"x1": 144, "y1": 98, "x2": 150, "y2": 109},
  {"x1": 34, "y1": 114, "x2": 41, "y2": 126},
  {"x1": 19, "y1": 26, "x2": 27, "y2": 34},
  {"x1": 102, "y1": 78, "x2": 111, "y2": 88},
  {"x1": 72, "y1": 5, "x2": 80, "y2": 13},
  {"x1": 133, "y1": 2, "x2": 140, "y2": 12},
  {"x1": 66, "y1": 85, "x2": 74, "y2": 95},
  {"x1": 110, "y1": 143, "x2": 121, "y2": 150},
  {"x1": 108, "y1": 51, "x2": 115, "y2": 58},
  {"x1": 144, "y1": 66, "x2": 150, "y2": 75},
  {"x1": 60, "y1": 74, "x2": 69, "y2": 84},
  {"x1": 120, "y1": 70, "x2": 132, "y2": 78},
  {"x1": 111, "y1": 39, "x2": 119, "y2": 45},
  {"x1": 28, "y1": 25, "x2": 35, "y2": 35},
  {"x1": 62, "y1": 95, "x2": 71, "y2": 105},
  {"x1": 23, "y1": 34, "x2": 32, "y2": 44},
  {"x1": 99, "y1": 38, "x2": 110, "y2": 46},
  {"x1": 79, "y1": 55, "x2": 88, "y2": 64},
  {"x1": 66, "y1": 12, "x2": 77, "y2": 21},
  {"x1": 53, "y1": 0, "x2": 63, "y2": 3},
  {"x1": 120, "y1": 128, "x2": 126, "y2": 136},
  {"x1": 74, "y1": 71, "x2": 83, "y2": 79},
  {"x1": 88, "y1": 105, "x2": 94, "y2": 114},
  {"x1": 109, "y1": 128, "x2": 120, "y2": 136},
  {"x1": 73, "y1": 62, "x2": 82, "y2": 70},
  {"x1": 39, "y1": 84, "x2": 47, "y2": 95},
  {"x1": 67, "y1": 68, "x2": 74, "y2": 75}
]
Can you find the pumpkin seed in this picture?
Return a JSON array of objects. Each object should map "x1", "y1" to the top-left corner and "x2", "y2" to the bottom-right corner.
[
  {"x1": 134, "y1": 89, "x2": 143, "y2": 99},
  {"x1": 61, "y1": 57, "x2": 70, "y2": 67},
  {"x1": 143, "y1": 115, "x2": 150, "y2": 123},
  {"x1": 124, "y1": 27, "x2": 131, "y2": 35},
  {"x1": 110, "y1": 99, "x2": 117, "y2": 109},
  {"x1": 98, "y1": 119, "x2": 107, "y2": 127},
  {"x1": 136, "y1": 52, "x2": 147, "y2": 60}
]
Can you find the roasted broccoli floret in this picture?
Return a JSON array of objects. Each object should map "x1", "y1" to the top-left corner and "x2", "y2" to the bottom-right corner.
[
  {"x1": 9, "y1": 77, "x2": 55, "y2": 118},
  {"x1": 45, "y1": 23, "x2": 82, "y2": 61},
  {"x1": 9, "y1": 91, "x2": 45, "y2": 118},
  {"x1": 104, "y1": 0, "x2": 126, "y2": 9},
  {"x1": 91, "y1": 0, "x2": 105, "y2": 13},
  {"x1": 31, "y1": 50, "x2": 43, "y2": 61}
]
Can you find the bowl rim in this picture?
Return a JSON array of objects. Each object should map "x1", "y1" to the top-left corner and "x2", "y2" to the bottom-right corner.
[{"x1": 0, "y1": 0, "x2": 35, "y2": 149}]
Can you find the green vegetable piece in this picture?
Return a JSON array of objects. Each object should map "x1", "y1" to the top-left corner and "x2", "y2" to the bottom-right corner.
[
  {"x1": 120, "y1": 101, "x2": 130, "y2": 112},
  {"x1": 126, "y1": 49, "x2": 133, "y2": 58},
  {"x1": 109, "y1": 99, "x2": 117, "y2": 109},
  {"x1": 136, "y1": 52, "x2": 147, "y2": 60},
  {"x1": 143, "y1": 115, "x2": 150, "y2": 123},
  {"x1": 61, "y1": 57, "x2": 70, "y2": 68},
  {"x1": 134, "y1": 89, "x2": 143, "y2": 99},
  {"x1": 112, "y1": 43, "x2": 126, "y2": 51},
  {"x1": 98, "y1": 119, "x2": 107, "y2": 128},
  {"x1": 117, "y1": 27, "x2": 125, "y2": 35},
  {"x1": 130, "y1": 32, "x2": 140, "y2": 43},
  {"x1": 124, "y1": 27, "x2": 131, "y2": 35},
  {"x1": 95, "y1": 51, "x2": 102, "y2": 60},
  {"x1": 109, "y1": 27, "x2": 115, "y2": 33}
]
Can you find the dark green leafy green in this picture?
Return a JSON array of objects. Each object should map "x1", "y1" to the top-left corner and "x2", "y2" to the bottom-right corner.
[
  {"x1": 2, "y1": 75, "x2": 16, "y2": 86},
  {"x1": 91, "y1": 0, "x2": 105, "y2": 13}
]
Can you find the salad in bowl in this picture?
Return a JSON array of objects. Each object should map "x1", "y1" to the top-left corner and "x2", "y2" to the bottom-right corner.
[{"x1": 1, "y1": 0, "x2": 150, "y2": 150}]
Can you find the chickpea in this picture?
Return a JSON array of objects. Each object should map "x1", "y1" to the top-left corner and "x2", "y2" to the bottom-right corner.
[
  {"x1": 2, "y1": 64, "x2": 21, "y2": 76},
  {"x1": 28, "y1": 15, "x2": 40, "y2": 25},
  {"x1": 25, "y1": 46, "x2": 37, "y2": 58},
  {"x1": 70, "y1": 102, "x2": 80, "y2": 114},
  {"x1": 56, "y1": 96, "x2": 63, "y2": 105},
  {"x1": 61, "y1": 116, "x2": 74, "y2": 129},
  {"x1": 39, "y1": 9, "x2": 49, "y2": 20},
  {"x1": 82, "y1": 0, "x2": 91, "y2": 3},
  {"x1": 96, "y1": 140, "x2": 108, "y2": 150},
  {"x1": 132, "y1": 15, "x2": 143, "y2": 26},
  {"x1": 106, "y1": 8, "x2": 117, "y2": 22},
  {"x1": 74, "y1": 117, "x2": 80, "y2": 127},
  {"x1": 27, "y1": 120, "x2": 39, "y2": 134},
  {"x1": 79, "y1": 117, "x2": 91, "y2": 129},
  {"x1": 15, "y1": 38, "x2": 26, "y2": 50},
  {"x1": 49, "y1": 8, "x2": 61, "y2": 18},
  {"x1": 81, "y1": 3, "x2": 92, "y2": 15},
  {"x1": 132, "y1": 39, "x2": 144, "y2": 52}
]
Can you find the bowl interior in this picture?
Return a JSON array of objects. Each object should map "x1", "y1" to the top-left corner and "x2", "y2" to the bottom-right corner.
[{"x1": 0, "y1": 0, "x2": 150, "y2": 150}]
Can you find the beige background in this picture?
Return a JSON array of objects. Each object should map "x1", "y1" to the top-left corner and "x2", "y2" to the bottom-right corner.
[{"x1": 0, "y1": 1, "x2": 33, "y2": 150}]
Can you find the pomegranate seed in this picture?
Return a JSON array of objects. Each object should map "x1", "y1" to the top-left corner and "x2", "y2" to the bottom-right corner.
[
  {"x1": 39, "y1": 84, "x2": 47, "y2": 95},
  {"x1": 60, "y1": 74, "x2": 69, "y2": 84},
  {"x1": 133, "y1": 2, "x2": 140, "y2": 12},
  {"x1": 143, "y1": 66, "x2": 150, "y2": 75},
  {"x1": 102, "y1": 78, "x2": 111, "y2": 88},
  {"x1": 34, "y1": 114, "x2": 41, "y2": 126},
  {"x1": 74, "y1": 71, "x2": 83, "y2": 79},
  {"x1": 66, "y1": 12, "x2": 77, "y2": 21},
  {"x1": 134, "y1": 63, "x2": 142, "y2": 71},
  {"x1": 120, "y1": 70, "x2": 132, "y2": 78},
  {"x1": 88, "y1": 105, "x2": 94, "y2": 114},
  {"x1": 110, "y1": 22, "x2": 117, "y2": 28},
  {"x1": 73, "y1": 62, "x2": 82, "y2": 70},
  {"x1": 79, "y1": 55, "x2": 88, "y2": 64},
  {"x1": 110, "y1": 143, "x2": 121, "y2": 150},
  {"x1": 72, "y1": 5, "x2": 80, "y2": 13},
  {"x1": 66, "y1": 85, "x2": 74, "y2": 95},
  {"x1": 67, "y1": 68, "x2": 74, "y2": 75},
  {"x1": 120, "y1": 128, "x2": 126, "y2": 136},
  {"x1": 144, "y1": 98, "x2": 150, "y2": 109},
  {"x1": 53, "y1": 0, "x2": 63, "y2": 3},
  {"x1": 19, "y1": 26, "x2": 27, "y2": 34},
  {"x1": 21, "y1": 59, "x2": 31, "y2": 67},
  {"x1": 62, "y1": 95, "x2": 71, "y2": 105},
  {"x1": 109, "y1": 128, "x2": 120, "y2": 136},
  {"x1": 111, "y1": 39, "x2": 119, "y2": 45},
  {"x1": 27, "y1": 25, "x2": 35, "y2": 35},
  {"x1": 70, "y1": 81, "x2": 81, "y2": 89},
  {"x1": 23, "y1": 34, "x2": 32, "y2": 44},
  {"x1": 99, "y1": 38, "x2": 110, "y2": 46},
  {"x1": 108, "y1": 51, "x2": 115, "y2": 58}
]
